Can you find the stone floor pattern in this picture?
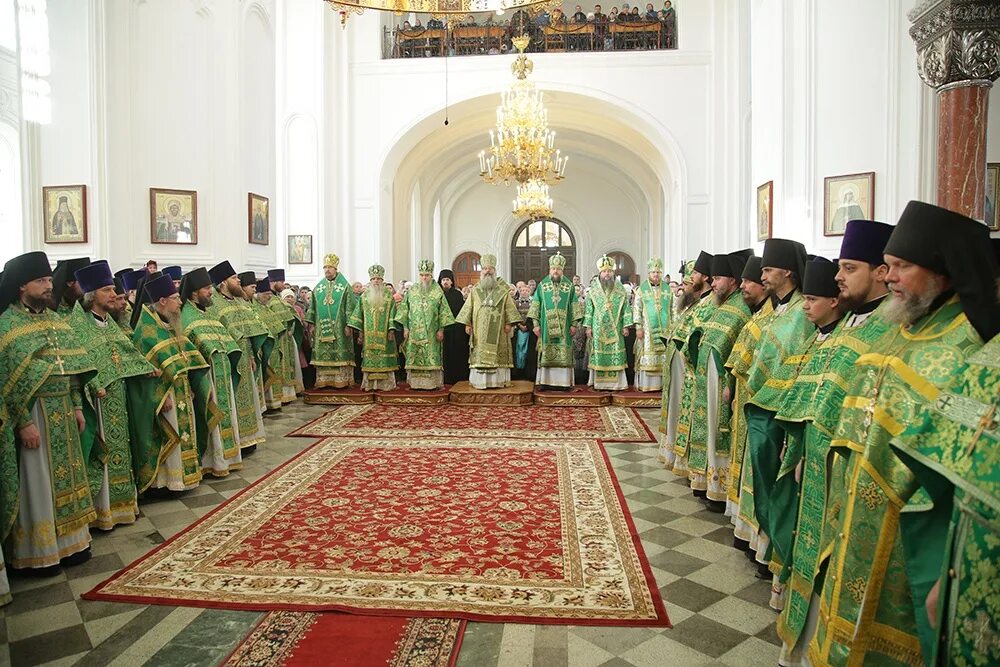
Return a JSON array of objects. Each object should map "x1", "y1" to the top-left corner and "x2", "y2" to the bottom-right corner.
[{"x1": 1, "y1": 402, "x2": 782, "y2": 667}]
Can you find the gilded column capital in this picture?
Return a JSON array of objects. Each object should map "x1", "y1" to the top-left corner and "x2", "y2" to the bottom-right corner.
[{"x1": 909, "y1": 0, "x2": 1000, "y2": 89}]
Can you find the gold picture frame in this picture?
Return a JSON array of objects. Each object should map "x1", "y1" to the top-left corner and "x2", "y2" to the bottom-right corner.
[
  {"x1": 756, "y1": 181, "x2": 773, "y2": 242},
  {"x1": 42, "y1": 185, "x2": 88, "y2": 243},
  {"x1": 824, "y1": 172, "x2": 875, "y2": 237},
  {"x1": 150, "y1": 188, "x2": 198, "y2": 244}
]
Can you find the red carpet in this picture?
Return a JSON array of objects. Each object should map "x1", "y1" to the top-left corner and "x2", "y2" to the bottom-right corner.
[
  {"x1": 287, "y1": 403, "x2": 654, "y2": 442},
  {"x1": 83, "y1": 436, "x2": 669, "y2": 627},
  {"x1": 223, "y1": 613, "x2": 464, "y2": 667}
]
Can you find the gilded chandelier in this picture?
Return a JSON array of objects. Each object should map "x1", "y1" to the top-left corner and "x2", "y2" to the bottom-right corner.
[
  {"x1": 512, "y1": 179, "x2": 554, "y2": 220},
  {"x1": 479, "y1": 35, "x2": 568, "y2": 186}
]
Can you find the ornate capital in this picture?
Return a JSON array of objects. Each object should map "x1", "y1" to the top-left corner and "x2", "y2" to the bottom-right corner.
[{"x1": 909, "y1": 0, "x2": 1000, "y2": 89}]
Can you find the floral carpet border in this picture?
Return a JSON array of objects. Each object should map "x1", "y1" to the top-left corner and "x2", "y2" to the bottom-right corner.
[
  {"x1": 285, "y1": 404, "x2": 655, "y2": 443},
  {"x1": 83, "y1": 437, "x2": 670, "y2": 627}
]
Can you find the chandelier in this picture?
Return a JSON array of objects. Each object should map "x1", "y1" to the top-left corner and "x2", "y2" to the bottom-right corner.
[
  {"x1": 512, "y1": 179, "x2": 553, "y2": 219},
  {"x1": 479, "y1": 35, "x2": 568, "y2": 186}
]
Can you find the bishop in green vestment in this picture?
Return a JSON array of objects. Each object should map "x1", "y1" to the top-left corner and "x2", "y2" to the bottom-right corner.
[
  {"x1": 586, "y1": 256, "x2": 630, "y2": 390},
  {"x1": 811, "y1": 202, "x2": 993, "y2": 667},
  {"x1": 72, "y1": 261, "x2": 157, "y2": 530},
  {"x1": 348, "y1": 265, "x2": 399, "y2": 391},
  {"x1": 684, "y1": 250, "x2": 753, "y2": 507},
  {"x1": 528, "y1": 252, "x2": 581, "y2": 389},
  {"x1": 131, "y1": 275, "x2": 216, "y2": 492},
  {"x1": 455, "y1": 254, "x2": 522, "y2": 389},
  {"x1": 267, "y1": 269, "x2": 304, "y2": 401},
  {"x1": 394, "y1": 260, "x2": 455, "y2": 390},
  {"x1": 633, "y1": 258, "x2": 672, "y2": 392},
  {"x1": 307, "y1": 253, "x2": 357, "y2": 389},
  {"x1": 180, "y1": 267, "x2": 243, "y2": 477},
  {"x1": 0, "y1": 252, "x2": 96, "y2": 571},
  {"x1": 770, "y1": 220, "x2": 894, "y2": 664}
]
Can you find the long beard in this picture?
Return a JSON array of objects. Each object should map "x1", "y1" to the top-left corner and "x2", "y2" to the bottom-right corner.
[
  {"x1": 157, "y1": 307, "x2": 184, "y2": 337},
  {"x1": 600, "y1": 276, "x2": 615, "y2": 292},
  {"x1": 417, "y1": 281, "x2": 434, "y2": 296},
  {"x1": 675, "y1": 289, "x2": 697, "y2": 312},
  {"x1": 882, "y1": 279, "x2": 943, "y2": 327},
  {"x1": 366, "y1": 288, "x2": 385, "y2": 308},
  {"x1": 480, "y1": 275, "x2": 497, "y2": 292}
]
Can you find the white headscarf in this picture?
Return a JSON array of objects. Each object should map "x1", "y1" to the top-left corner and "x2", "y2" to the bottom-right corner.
[{"x1": 280, "y1": 288, "x2": 296, "y2": 302}]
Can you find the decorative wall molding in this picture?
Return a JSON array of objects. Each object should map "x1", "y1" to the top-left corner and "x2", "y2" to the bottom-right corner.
[{"x1": 909, "y1": 0, "x2": 1000, "y2": 88}]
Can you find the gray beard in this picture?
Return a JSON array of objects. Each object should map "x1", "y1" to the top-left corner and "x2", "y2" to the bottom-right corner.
[
  {"x1": 366, "y1": 288, "x2": 385, "y2": 308},
  {"x1": 882, "y1": 281, "x2": 943, "y2": 327},
  {"x1": 600, "y1": 276, "x2": 615, "y2": 291},
  {"x1": 417, "y1": 281, "x2": 434, "y2": 296},
  {"x1": 480, "y1": 275, "x2": 497, "y2": 292},
  {"x1": 675, "y1": 290, "x2": 697, "y2": 312}
]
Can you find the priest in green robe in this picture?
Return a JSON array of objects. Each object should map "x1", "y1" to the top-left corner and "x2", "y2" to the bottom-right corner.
[
  {"x1": 633, "y1": 257, "x2": 672, "y2": 392},
  {"x1": 684, "y1": 250, "x2": 753, "y2": 509},
  {"x1": 111, "y1": 277, "x2": 133, "y2": 336},
  {"x1": 180, "y1": 267, "x2": 244, "y2": 477},
  {"x1": 455, "y1": 254, "x2": 522, "y2": 389},
  {"x1": 668, "y1": 251, "x2": 716, "y2": 477},
  {"x1": 724, "y1": 256, "x2": 773, "y2": 553},
  {"x1": 528, "y1": 252, "x2": 581, "y2": 390},
  {"x1": 72, "y1": 261, "x2": 157, "y2": 530},
  {"x1": 132, "y1": 274, "x2": 215, "y2": 492},
  {"x1": 0, "y1": 251, "x2": 96, "y2": 572},
  {"x1": 810, "y1": 202, "x2": 993, "y2": 667},
  {"x1": 770, "y1": 220, "x2": 893, "y2": 665},
  {"x1": 585, "y1": 256, "x2": 630, "y2": 390},
  {"x1": 395, "y1": 260, "x2": 455, "y2": 390},
  {"x1": 251, "y1": 276, "x2": 288, "y2": 412},
  {"x1": 349, "y1": 265, "x2": 399, "y2": 391},
  {"x1": 658, "y1": 260, "x2": 697, "y2": 465},
  {"x1": 207, "y1": 261, "x2": 268, "y2": 455},
  {"x1": 49, "y1": 256, "x2": 90, "y2": 317},
  {"x1": 239, "y1": 272, "x2": 275, "y2": 415},
  {"x1": 307, "y1": 253, "x2": 357, "y2": 389},
  {"x1": 267, "y1": 269, "x2": 304, "y2": 401}
]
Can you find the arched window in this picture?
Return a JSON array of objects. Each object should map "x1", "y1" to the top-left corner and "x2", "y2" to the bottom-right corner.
[
  {"x1": 510, "y1": 218, "x2": 576, "y2": 284},
  {"x1": 451, "y1": 251, "x2": 481, "y2": 288},
  {"x1": 606, "y1": 251, "x2": 636, "y2": 282}
]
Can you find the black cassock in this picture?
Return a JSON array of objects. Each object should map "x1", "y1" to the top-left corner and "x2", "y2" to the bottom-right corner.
[{"x1": 438, "y1": 271, "x2": 470, "y2": 385}]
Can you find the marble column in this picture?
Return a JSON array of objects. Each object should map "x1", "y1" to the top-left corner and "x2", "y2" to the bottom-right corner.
[{"x1": 909, "y1": 0, "x2": 1000, "y2": 219}]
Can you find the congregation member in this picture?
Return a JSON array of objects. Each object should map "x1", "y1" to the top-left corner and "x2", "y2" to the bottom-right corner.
[
  {"x1": 455, "y1": 254, "x2": 521, "y2": 389},
  {"x1": 512, "y1": 281, "x2": 535, "y2": 381},
  {"x1": 180, "y1": 267, "x2": 244, "y2": 477},
  {"x1": 71, "y1": 261, "x2": 155, "y2": 530},
  {"x1": 267, "y1": 269, "x2": 305, "y2": 401},
  {"x1": 810, "y1": 203, "x2": 994, "y2": 666},
  {"x1": 437, "y1": 269, "x2": 470, "y2": 385},
  {"x1": 307, "y1": 253, "x2": 357, "y2": 388},
  {"x1": 348, "y1": 265, "x2": 400, "y2": 391},
  {"x1": 394, "y1": 260, "x2": 455, "y2": 390},
  {"x1": 632, "y1": 257, "x2": 672, "y2": 392},
  {"x1": 0, "y1": 251, "x2": 96, "y2": 573},
  {"x1": 130, "y1": 273, "x2": 213, "y2": 493},
  {"x1": 528, "y1": 252, "x2": 581, "y2": 390},
  {"x1": 584, "y1": 255, "x2": 630, "y2": 390},
  {"x1": 682, "y1": 250, "x2": 753, "y2": 511},
  {"x1": 207, "y1": 261, "x2": 268, "y2": 455}
]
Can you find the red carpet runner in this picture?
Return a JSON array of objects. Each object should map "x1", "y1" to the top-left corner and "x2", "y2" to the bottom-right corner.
[
  {"x1": 287, "y1": 403, "x2": 654, "y2": 442},
  {"x1": 84, "y1": 437, "x2": 669, "y2": 627},
  {"x1": 223, "y1": 614, "x2": 464, "y2": 667}
]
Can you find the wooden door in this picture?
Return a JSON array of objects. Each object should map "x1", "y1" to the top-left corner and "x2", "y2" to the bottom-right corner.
[{"x1": 451, "y1": 252, "x2": 481, "y2": 288}]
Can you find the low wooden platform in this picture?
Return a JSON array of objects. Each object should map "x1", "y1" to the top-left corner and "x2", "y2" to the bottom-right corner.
[
  {"x1": 376, "y1": 384, "x2": 451, "y2": 406},
  {"x1": 533, "y1": 386, "x2": 611, "y2": 407},
  {"x1": 611, "y1": 390, "x2": 662, "y2": 408},
  {"x1": 449, "y1": 380, "x2": 535, "y2": 406},
  {"x1": 303, "y1": 386, "x2": 374, "y2": 405}
]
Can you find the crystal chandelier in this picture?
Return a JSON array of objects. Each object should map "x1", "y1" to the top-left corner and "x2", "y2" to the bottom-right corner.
[
  {"x1": 479, "y1": 35, "x2": 568, "y2": 186},
  {"x1": 512, "y1": 179, "x2": 554, "y2": 219}
]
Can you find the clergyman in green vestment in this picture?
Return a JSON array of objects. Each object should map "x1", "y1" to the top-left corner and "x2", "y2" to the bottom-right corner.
[
  {"x1": 72, "y1": 261, "x2": 157, "y2": 531},
  {"x1": 238, "y1": 271, "x2": 275, "y2": 416},
  {"x1": 455, "y1": 254, "x2": 522, "y2": 389},
  {"x1": 251, "y1": 276, "x2": 288, "y2": 411},
  {"x1": 267, "y1": 268, "x2": 304, "y2": 401},
  {"x1": 0, "y1": 251, "x2": 97, "y2": 571},
  {"x1": 585, "y1": 256, "x2": 630, "y2": 390},
  {"x1": 633, "y1": 257, "x2": 672, "y2": 392},
  {"x1": 810, "y1": 202, "x2": 993, "y2": 667},
  {"x1": 394, "y1": 260, "x2": 455, "y2": 390},
  {"x1": 528, "y1": 252, "x2": 581, "y2": 390},
  {"x1": 307, "y1": 253, "x2": 357, "y2": 389},
  {"x1": 657, "y1": 259, "x2": 698, "y2": 464},
  {"x1": 348, "y1": 265, "x2": 400, "y2": 391}
]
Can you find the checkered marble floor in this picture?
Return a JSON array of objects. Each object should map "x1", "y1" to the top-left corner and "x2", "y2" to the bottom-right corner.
[{"x1": 0, "y1": 404, "x2": 781, "y2": 667}]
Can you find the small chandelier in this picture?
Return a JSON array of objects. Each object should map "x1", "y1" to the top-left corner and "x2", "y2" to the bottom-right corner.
[
  {"x1": 512, "y1": 179, "x2": 554, "y2": 219},
  {"x1": 479, "y1": 35, "x2": 568, "y2": 186}
]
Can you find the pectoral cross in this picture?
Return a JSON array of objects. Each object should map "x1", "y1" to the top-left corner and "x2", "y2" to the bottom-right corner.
[{"x1": 111, "y1": 348, "x2": 122, "y2": 367}]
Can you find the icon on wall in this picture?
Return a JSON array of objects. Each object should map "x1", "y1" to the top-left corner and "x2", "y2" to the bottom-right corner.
[
  {"x1": 824, "y1": 172, "x2": 875, "y2": 237},
  {"x1": 150, "y1": 188, "x2": 198, "y2": 244},
  {"x1": 756, "y1": 180, "x2": 773, "y2": 242},
  {"x1": 42, "y1": 184, "x2": 88, "y2": 244},
  {"x1": 248, "y1": 193, "x2": 269, "y2": 245},
  {"x1": 288, "y1": 234, "x2": 313, "y2": 265}
]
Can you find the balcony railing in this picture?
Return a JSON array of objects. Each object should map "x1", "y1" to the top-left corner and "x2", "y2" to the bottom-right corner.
[{"x1": 382, "y1": 18, "x2": 678, "y2": 59}]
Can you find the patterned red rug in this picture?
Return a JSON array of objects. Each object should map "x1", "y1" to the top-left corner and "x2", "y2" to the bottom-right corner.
[
  {"x1": 84, "y1": 437, "x2": 669, "y2": 626},
  {"x1": 286, "y1": 404, "x2": 654, "y2": 442},
  {"x1": 223, "y1": 614, "x2": 464, "y2": 667}
]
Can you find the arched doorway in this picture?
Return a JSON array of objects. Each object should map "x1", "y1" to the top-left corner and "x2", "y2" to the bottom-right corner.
[
  {"x1": 607, "y1": 251, "x2": 637, "y2": 283},
  {"x1": 451, "y1": 251, "x2": 481, "y2": 288},
  {"x1": 510, "y1": 218, "x2": 577, "y2": 284}
]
